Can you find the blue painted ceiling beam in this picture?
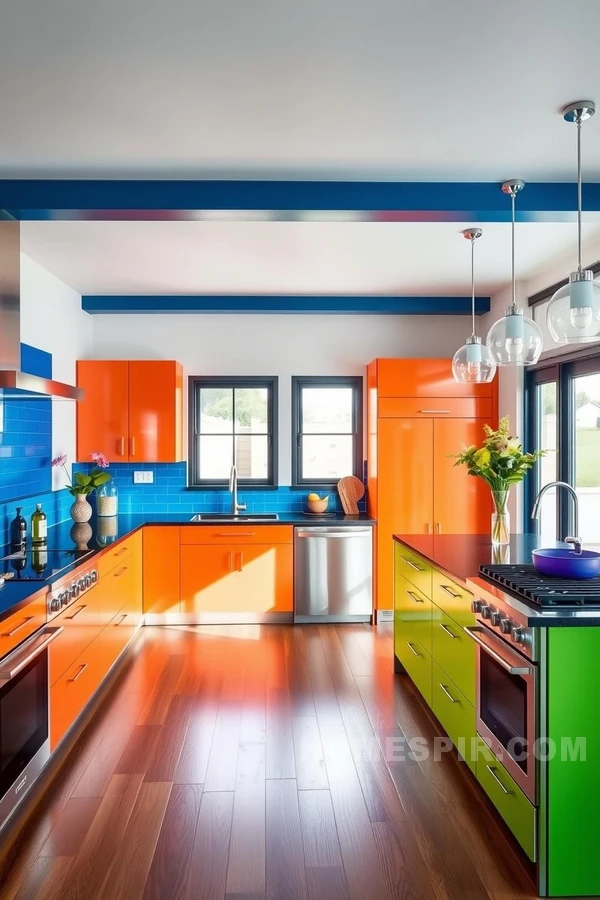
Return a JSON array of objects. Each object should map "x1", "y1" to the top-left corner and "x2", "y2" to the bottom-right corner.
[
  {"x1": 2, "y1": 180, "x2": 600, "y2": 221},
  {"x1": 82, "y1": 295, "x2": 491, "y2": 315}
]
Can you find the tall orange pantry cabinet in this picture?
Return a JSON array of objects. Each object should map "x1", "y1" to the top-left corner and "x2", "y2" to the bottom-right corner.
[
  {"x1": 76, "y1": 360, "x2": 183, "y2": 462},
  {"x1": 367, "y1": 359, "x2": 497, "y2": 612}
]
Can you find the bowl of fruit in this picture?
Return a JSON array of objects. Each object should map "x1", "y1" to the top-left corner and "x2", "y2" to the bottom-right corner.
[{"x1": 307, "y1": 493, "x2": 329, "y2": 514}]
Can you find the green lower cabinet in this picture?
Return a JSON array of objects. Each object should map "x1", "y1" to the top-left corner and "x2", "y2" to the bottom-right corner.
[
  {"x1": 431, "y1": 661, "x2": 476, "y2": 774},
  {"x1": 394, "y1": 572, "x2": 432, "y2": 655},
  {"x1": 431, "y1": 607, "x2": 475, "y2": 706},
  {"x1": 395, "y1": 636, "x2": 432, "y2": 707},
  {"x1": 476, "y1": 738, "x2": 536, "y2": 862}
]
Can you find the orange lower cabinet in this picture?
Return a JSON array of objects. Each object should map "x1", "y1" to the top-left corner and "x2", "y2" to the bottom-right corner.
[
  {"x1": 99, "y1": 607, "x2": 137, "y2": 669},
  {"x1": 0, "y1": 591, "x2": 47, "y2": 660},
  {"x1": 143, "y1": 526, "x2": 180, "y2": 615},
  {"x1": 234, "y1": 544, "x2": 293, "y2": 613},
  {"x1": 49, "y1": 602, "x2": 102, "y2": 687},
  {"x1": 180, "y1": 544, "x2": 237, "y2": 614},
  {"x1": 50, "y1": 648, "x2": 103, "y2": 750}
]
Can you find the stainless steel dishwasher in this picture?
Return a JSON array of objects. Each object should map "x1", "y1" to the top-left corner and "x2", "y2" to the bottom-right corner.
[{"x1": 294, "y1": 526, "x2": 373, "y2": 623}]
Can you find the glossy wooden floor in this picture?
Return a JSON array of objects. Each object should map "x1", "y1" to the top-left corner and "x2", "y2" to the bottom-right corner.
[{"x1": 0, "y1": 624, "x2": 540, "y2": 900}]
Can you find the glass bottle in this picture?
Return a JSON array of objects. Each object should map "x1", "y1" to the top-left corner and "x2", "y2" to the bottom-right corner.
[
  {"x1": 96, "y1": 480, "x2": 118, "y2": 517},
  {"x1": 10, "y1": 507, "x2": 27, "y2": 547},
  {"x1": 31, "y1": 504, "x2": 47, "y2": 545}
]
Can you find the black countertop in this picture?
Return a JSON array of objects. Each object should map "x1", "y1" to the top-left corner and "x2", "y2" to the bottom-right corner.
[
  {"x1": 394, "y1": 533, "x2": 600, "y2": 627},
  {"x1": 0, "y1": 512, "x2": 375, "y2": 623}
]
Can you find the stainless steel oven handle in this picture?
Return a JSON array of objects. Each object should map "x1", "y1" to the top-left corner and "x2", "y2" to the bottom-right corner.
[
  {"x1": 463, "y1": 626, "x2": 531, "y2": 675},
  {"x1": 0, "y1": 626, "x2": 63, "y2": 683},
  {"x1": 486, "y1": 765, "x2": 511, "y2": 795}
]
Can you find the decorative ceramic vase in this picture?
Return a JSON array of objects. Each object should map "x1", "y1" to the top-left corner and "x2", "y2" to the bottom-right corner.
[
  {"x1": 96, "y1": 480, "x2": 118, "y2": 517},
  {"x1": 491, "y1": 490, "x2": 510, "y2": 546},
  {"x1": 70, "y1": 521, "x2": 92, "y2": 549},
  {"x1": 70, "y1": 493, "x2": 92, "y2": 523}
]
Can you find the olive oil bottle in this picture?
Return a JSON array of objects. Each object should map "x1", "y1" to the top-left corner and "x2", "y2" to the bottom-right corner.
[
  {"x1": 9, "y1": 508, "x2": 27, "y2": 547},
  {"x1": 31, "y1": 504, "x2": 47, "y2": 545}
]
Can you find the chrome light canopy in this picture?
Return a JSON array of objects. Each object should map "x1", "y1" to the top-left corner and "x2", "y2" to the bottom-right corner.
[
  {"x1": 486, "y1": 180, "x2": 543, "y2": 366},
  {"x1": 452, "y1": 228, "x2": 497, "y2": 384},
  {"x1": 547, "y1": 101, "x2": 600, "y2": 344}
]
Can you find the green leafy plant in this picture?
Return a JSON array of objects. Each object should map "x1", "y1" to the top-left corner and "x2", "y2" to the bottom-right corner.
[
  {"x1": 452, "y1": 417, "x2": 546, "y2": 493},
  {"x1": 51, "y1": 452, "x2": 112, "y2": 497}
]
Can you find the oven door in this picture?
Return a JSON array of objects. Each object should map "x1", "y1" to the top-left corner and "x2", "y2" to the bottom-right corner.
[
  {"x1": 0, "y1": 626, "x2": 62, "y2": 826},
  {"x1": 464, "y1": 624, "x2": 537, "y2": 803}
]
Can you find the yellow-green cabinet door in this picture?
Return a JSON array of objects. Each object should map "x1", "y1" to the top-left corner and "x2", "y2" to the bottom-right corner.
[{"x1": 394, "y1": 569, "x2": 433, "y2": 656}]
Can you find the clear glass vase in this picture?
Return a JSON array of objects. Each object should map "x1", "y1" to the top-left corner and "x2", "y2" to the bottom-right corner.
[
  {"x1": 491, "y1": 490, "x2": 510, "y2": 546},
  {"x1": 96, "y1": 480, "x2": 118, "y2": 517}
]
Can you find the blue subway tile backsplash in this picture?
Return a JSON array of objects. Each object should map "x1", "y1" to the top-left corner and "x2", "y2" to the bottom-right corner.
[{"x1": 74, "y1": 462, "x2": 366, "y2": 515}]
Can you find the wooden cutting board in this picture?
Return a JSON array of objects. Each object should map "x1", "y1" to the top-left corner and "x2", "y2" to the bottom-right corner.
[{"x1": 337, "y1": 476, "x2": 365, "y2": 514}]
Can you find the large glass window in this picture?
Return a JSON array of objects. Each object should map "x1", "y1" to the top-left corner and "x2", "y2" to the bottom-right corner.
[
  {"x1": 527, "y1": 354, "x2": 600, "y2": 547},
  {"x1": 189, "y1": 377, "x2": 277, "y2": 487},
  {"x1": 292, "y1": 377, "x2": 363, "y2": 486}
]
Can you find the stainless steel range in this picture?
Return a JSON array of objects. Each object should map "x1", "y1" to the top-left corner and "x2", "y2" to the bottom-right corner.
[{"x1": 47, "y1": 561, "x2": 100, "y2": 620}]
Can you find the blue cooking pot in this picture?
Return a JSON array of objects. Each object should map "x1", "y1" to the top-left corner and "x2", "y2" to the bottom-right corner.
[{"x1": 532, "y1": 548, "x2": 600, "y2": 580}]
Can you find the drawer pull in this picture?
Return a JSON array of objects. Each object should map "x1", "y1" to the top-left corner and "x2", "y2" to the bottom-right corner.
[
  {"x1": 113, "y1": 567, "x2": 128, "y2": 578},
  {"x1": 218, "y1": 532, "x2": 255, "y2": 537},
  {"x1": 3, "y1": 616, "x2": 35, "y2": 637},
  {"x1": 69, "y1": 663, "x2": 88, "y2": 683},
  {"x1": 440, "y1": 584, "x2": 461, "y2": 599},
  {"x1": 236, "y1": 552, "x2": 244, "y2": 572},
  {"x1": 439, "y1": 683, "x2": 457, "y2": 704},
  {"x1": 438, "y1": 622, "x2": 457, "y2": 639},
  {"x1": 406, "y1": 590, "x2": 424, "y2": 604},
  {"x1": 486, "y1": 765, "x2": 511, "y2": 795},
  {"x1": 115, "y1": 614, "x2": 128, "y2": 625},
  {"x1": 67, "y1": 605, "x2": 87, "y2": 620},
  {"x1": 419, "y1": 409, "x2": 450, "y2": 414},
  {"x1": 114, "y1": 547, "x2": 129, "y2": 557},
  {"x1": 406, "y1": 642, "x2": 421, "y2": 657},
  {"x1": 402, "y1": 557, "x2": 424, "y2": 572}
]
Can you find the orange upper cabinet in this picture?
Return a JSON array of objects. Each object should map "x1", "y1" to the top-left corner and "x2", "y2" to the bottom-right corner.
[
  {"x1": 433, "y1": 418, "x2": 491, "y2": 534},
  {"x1": 375, "y1": 358, "x2": 495, "y2": 399},
  {"x1": 76, "y1": 361, "x2": 129, "y2": 462},
  {"x1": 76, "y1": 360, "x2": 183, "y2": 463}
]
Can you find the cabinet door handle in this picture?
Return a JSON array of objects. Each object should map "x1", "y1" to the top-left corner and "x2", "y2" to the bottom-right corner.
[
  {"x1": 402, "y1": 557, "x2": 424, "y2": 572},
  {"x1": 3, "y1": 616, "x2": 35, "y2": 637},
  {"x1": 69, "y1": 663, "x2": 88, "y2": 683},
  {"x1": 236, "y1": 552, "x2": 244, "y2": 572},
  {"x1": 114, "y1": 547, "x2": 129, "y2": 557},
  {"x1": 439, "y1": 683, "x2": 457, "y2": 704},
  {"x1": 406, "y1": 642, "x2": 421, "y2": 657},
  {"x1": 419, "y1": 409, "x2": 450, "y2": 414},
  {"x1": 130, "y1": 436, "x2": 135, "y2": 456},
  {"x1": 227, "y1": 551, "x2": 233, "y2": 572},
  {"x1": 427, "y1": 523, "x2": 433, "y2": 534},
  {"x1": 406, "y1": 590, "x2": 424, "y2": 604},
  {"x1": 67, "y1": 605, "x2": 87, "y2": 620},
  {"x1": 118, "y1": 437, "x2": 125, "y2": 456},
  {"x1": 440, "y1": 584, "x2": 461, "y2": 599},
  {"x1": 438, "y1": 622, "x2": 456, "y2": 639},
  {"x1": 115, "y1": 614, "x2": 128, "y2": 626},
  {"x1": 113, "y1": 567, "x2": 128, "y2": 578},
  {"x1": 436, "y1": 522, "x2": 442, "y2": 534},
  {"x1": 218, "y1": 532, "x2": 255, "y2": 538},
  {"x1": 486, "y1": 765, "x2": 511, "y2": 795}
]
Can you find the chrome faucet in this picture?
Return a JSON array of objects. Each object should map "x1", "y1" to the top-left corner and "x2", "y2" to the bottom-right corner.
[
  {"x1": 229, "y1": 464, "x2": 246, "y2": 516},
  {"x1": 531, "y1": 481, "x2": 582, "y2": 554}
]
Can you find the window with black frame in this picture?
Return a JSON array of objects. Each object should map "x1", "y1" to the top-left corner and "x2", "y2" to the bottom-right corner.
[
  {"x1": 188, "y1": 377, "x2": 277, "y2": 487},
  {"x1": 526, "y1": 352, "x2": 600, "y2": 547},
  {"x1": 292, "y1": 376, "x2": 363, "y2": 487}
]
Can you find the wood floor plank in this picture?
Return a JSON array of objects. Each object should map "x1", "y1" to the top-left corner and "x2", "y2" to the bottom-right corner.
[
  {"x1": 236, "y1": 741, "x2": 266, "y2": 787},
  {"x1": 292, "y1": 717, "x2": 328, "y2": 790},
  {"x1": 185, "y1": 791, "x2": 234, "y2": 900},
  {"x1": 203, "y1": 703, "x2": 242, "y2": 792},
  {"x1": 265, "y1": 688, "x2": 295, "y2": 780},
  {"x1": 61, "y1": 773, "x2": 144, "y2": 900},
  {"x1": 144, "y1": 695, "x2": 192, "y2": 782},
  {"x1": 142, "y1": 784, "x2": 203, "y2": 900},
  {"x1": 114, "y1": 722, "x2": 162, "y2": 775},
  {"x1": 226, "y1": 784, "x2": 266, "y2": 897},
  {"x1": 174, "y1": 708, "x2": 218, "y2": 785},
  {"x1": 38, "y1": 797, "x2": 102, "y2": 857},
  {"x1": 265, "y1": 779, "x2": 308, "y2": 900},
  {"x1": 137, "y1": 655, "x2": 184, "y2": 725},
  {"x1": 305, "y1": 866, "x2": 350, "y2": 900},
  {"x1": 31, "y1": 857, "x2": 74, "y2": 900},
  {"x1": 298, "y1": 790, "x2": 343, "y2": 869}
]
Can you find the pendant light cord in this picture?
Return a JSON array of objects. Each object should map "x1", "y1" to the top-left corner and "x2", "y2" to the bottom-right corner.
[
  {"x1": 471, "y1": 234, "x2": 476, "y2": 337},
  {"x1": 511, "y1": 189, "x2": 517, "y2": 312},
  {"x1": 577, "y1": 115, "x2": 583, "y2": 272}
]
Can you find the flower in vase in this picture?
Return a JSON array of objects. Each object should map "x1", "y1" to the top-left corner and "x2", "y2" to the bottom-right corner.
[{"x1": 90, "y1": 451, "x2": 109, "y2": 468}]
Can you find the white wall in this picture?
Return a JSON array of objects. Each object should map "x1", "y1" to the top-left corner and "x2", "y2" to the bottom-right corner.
[
  {"x1": 19, "y1": 254, "x2": 93, "y2": 489},
  {"x1": 92, "y1": 312, "x2": 473, "y2": 484}
]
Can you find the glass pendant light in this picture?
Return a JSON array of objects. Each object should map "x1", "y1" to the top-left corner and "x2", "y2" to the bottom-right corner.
[
  {"x1": 486, "y1": 180, "x2": 543, "y2": 366},
  {"x1": 547, "y1": 101, "x2": 600, "y2": 344},
  {"x1": 452, "y1": 228, "x2": 497, "y2": 383}
]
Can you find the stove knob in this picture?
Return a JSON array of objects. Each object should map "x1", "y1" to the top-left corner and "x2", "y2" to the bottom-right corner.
[
  {"x1": 60, "y1": 591, "x2": 70, "y2": 607},
  {"x1": 70, "y1": 584, "x2": 79, "y2": 599},
  {"x1": 490, "y1": 611, "x2": 504, "y2": 627},
  {"x1": 50, "y1": 597, "x2": 60, "y2": 612},
  {"x1": 500, "y1": 618, "x2": 513, "y2": 635},
  {"x1": 511, "y1": 626, "x2": 525, "y2": 644},
  {"x1": 78, "y1": 578, "x2": 86, "y2": 592},
  {"x1": 471, "y1": 599, "x2": 483, "y2": 613},
  {"x1": 85, "y1": 574, "x2": 92, "y2": 588},
  {"x1": 91, "y1": 570, "x2": 98, "y2": 583},
  {"x1": 481, "y1": 605, "x2": 494, "y2": 620}
]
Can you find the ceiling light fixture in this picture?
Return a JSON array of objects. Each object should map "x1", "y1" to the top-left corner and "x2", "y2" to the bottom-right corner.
[
  {"x1": 486, "y1": 180, "x2": 543, "y2": 366},
  {"x1": 452, "y1": 228, "x2": 497, "y2": 383},
  {"x1": 547, "y1": 101, "x2": 600, "y2": 344}
]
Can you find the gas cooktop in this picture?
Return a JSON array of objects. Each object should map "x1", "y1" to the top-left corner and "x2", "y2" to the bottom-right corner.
[
  {"x1": 0, "y1": 547, "x2": 94, "y2": 582},
  {"x1": 479, "y1": 564, "x2": 600, "y2": 607}
]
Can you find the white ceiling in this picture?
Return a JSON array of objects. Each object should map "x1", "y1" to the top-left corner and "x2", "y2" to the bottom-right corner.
[
  {"x1": 1, "y1": 0, "x2": 600, "y2": 180},
  {"x1": 21, "y1": 220, "x2": 600, "y2": 297}
]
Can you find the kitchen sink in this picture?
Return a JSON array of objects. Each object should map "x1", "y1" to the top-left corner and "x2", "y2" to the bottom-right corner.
[{"x1": 189, "y1": 513, "x2": 279, "y2": 522}]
